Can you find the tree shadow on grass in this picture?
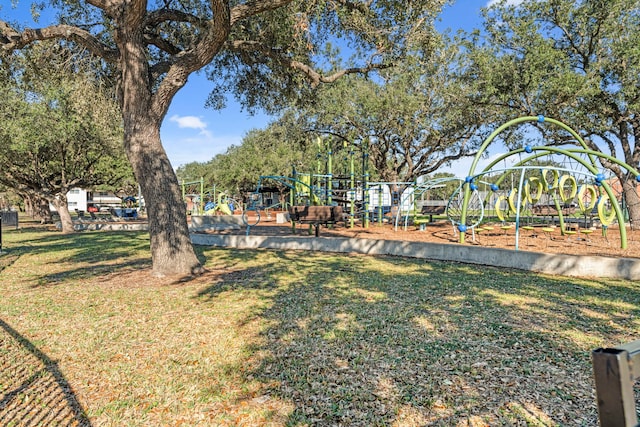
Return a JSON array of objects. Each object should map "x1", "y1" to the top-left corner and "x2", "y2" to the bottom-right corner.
[
  {"x1": 1, "y1": 230, "x2": 151, "y2": 286},
  {"x1": 195, "y1": 248, "x2": 639, "y2": 425},
  {"x1": 0, "y1": 318, "x2": 91, "y2": 426}
]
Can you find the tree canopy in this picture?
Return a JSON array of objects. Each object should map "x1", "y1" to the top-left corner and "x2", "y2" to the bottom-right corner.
[
  {"x1": 285, "y1": 34, "x2": 498, "y2": 186},
  {"x1": 464, "y1": 0, "x2": 640, "y2": 221},
  {"x1": 0, "y1": 43, "x2": 132, "y2": 231}
]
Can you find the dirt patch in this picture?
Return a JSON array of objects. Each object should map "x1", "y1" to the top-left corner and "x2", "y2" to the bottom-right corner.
[{"x1": 206, "y1": 216, "x2": 640, "y2": 260}]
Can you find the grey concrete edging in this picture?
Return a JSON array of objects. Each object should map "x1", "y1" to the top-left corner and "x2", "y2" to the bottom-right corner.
[
  {"x1": 58, "y1": 222, "x2": 149, "y2": 231},
  {"x1": 190, "y1": 233, "x2": 640, "y2": 280},
  {"x1": 189, "y1": 215, "x2": 242, "y2": 232}
]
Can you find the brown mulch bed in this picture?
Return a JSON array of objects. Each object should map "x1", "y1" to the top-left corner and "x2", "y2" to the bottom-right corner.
[{"x1": 209, "y1": 216, "x2": 640, "y2": 260}]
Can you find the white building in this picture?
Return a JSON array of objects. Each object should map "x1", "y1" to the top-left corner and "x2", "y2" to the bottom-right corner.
[
  {"x1": 57, "y1": 188, "x2": 88, "y2": 212},
  {"x1": 51, "y1": 188, "x2": 124, "y2": 212},
  {"x1": 88, "y1": 190, "x2": 124, "y2": 211}
]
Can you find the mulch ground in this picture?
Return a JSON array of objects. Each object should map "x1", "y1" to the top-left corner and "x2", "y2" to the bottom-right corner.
[{"x1": 209, "y1": 216, "x2": 640, "y2": 260}]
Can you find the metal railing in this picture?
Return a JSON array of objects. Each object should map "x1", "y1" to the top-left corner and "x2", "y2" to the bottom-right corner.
[
  {"x1": 0, "y1": 211, "x2": 19, "y2": 253},
  {"x1": 0, "y1": 210, "x2": 18, "y2": 227},
  {"x1": 592, "y1": 339, "x2": 640, "y2": 426}
]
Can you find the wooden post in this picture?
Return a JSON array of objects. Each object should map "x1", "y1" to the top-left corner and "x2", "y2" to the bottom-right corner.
[{"x1": 592, "y1": 340, "x2": 640, "y2": 426}]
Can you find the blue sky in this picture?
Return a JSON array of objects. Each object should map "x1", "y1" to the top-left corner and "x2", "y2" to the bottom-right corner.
[{"x1": 1, "y1": 1, "x2": 508, "y2": 173}]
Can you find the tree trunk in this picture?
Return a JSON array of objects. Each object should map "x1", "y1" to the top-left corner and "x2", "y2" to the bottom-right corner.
[
  {"x1": 114, "y1": 15, "x2": 208, "y2": 278},
  {"x1": 125, "y1": 121, "x2": 203, "y2": 277},
  {"x1": 23, "y1": 195, "x2": 33, "y2": 217},
  {"x1": 23, "y1": 192, "x2": 53, "y2": 223},
  {"x1": 623, "y1": 178, "x2": 640, "y2": 230},
  {"x1": 52, "y1": 197, "x2": 75, "y2": 233},
  {"x1": 33, "y1": 194, "x2": 53, "y2": 224}
]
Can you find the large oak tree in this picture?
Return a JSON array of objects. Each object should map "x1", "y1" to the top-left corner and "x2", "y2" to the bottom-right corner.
[
  {"x1": 289, "y1": 35, "x2": 496, "y2": 188},
  {"x1": 1, "y1": 0, "x2": 445, "y2": 277},
  {"x1": 463, "y1": 0, "x2": 640, "y2": 224}
]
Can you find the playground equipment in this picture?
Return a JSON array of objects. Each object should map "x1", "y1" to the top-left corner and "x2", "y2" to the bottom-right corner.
[
  {"x1": 204, "y1": 192, "x2": 234, "y2": 215},
  {"x1": 288, "y1": 138, "x2": 439, "y2": 229},
  {"x1": 181, "y1": 177, "x2": 240, "y2": 217},
  {"x1": 244, "y1": 133, "x2": 460, "y2": 235},
  {"x1": 193, "y1": 116, "x2": 639, "y2": 257},
  {"x1": 454, "y1": 116, "x2": 640, "y2": 250},
  {"x1": 181, "y1": 178, "x2": 205, "y2": 215},
  {"x1": 286, "y1": 137, "x2": 418, "y2": 229},
  {"x1": 243, "y1": 137, "x2": 359, "y2": 233},
  {"x1": 244, "y1": 123, "x2": 635, "y2": 246},
  {"x1": 393, "y1": 177, "x2": 463, "y2": 231},
  {"x1": 246, "y1": 172, "x2": 432, "y2": 235},
  {"x1": 243, "y1": 175, "x2": 315, "y2": 234}
]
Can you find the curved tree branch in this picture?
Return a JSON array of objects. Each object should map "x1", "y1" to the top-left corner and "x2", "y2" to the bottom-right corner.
[
  {"x1": 230, "y1": 0, "x2": 295, "y2": 25},
  {"x1": 145, "y1": 8, "x2": 206, "y2": 28},
  {"x1": 0, "y1": 21, "x2": 119, "y2": 62},
  {"x1": 229, "y1": 39, "x2": 390, "y2": 87},
  {"x1": 150, "y1": 0, "x2": 231, "y2": 118},
  {"x1": 144, "y1": 33, "x2": 181, "y2": 55}
]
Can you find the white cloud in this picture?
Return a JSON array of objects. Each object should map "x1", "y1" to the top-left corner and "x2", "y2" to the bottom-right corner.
[
  {"x1": 170, "y1": 114, "x2": 207, "y2": 130},
  {"x1": 169, "y1": 114, "x2": 212, "y2": 139}
]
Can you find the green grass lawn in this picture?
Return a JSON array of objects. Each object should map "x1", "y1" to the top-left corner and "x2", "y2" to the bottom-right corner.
[{"x1": 0, "y1": 227, "x2": 638, "y2": 426}]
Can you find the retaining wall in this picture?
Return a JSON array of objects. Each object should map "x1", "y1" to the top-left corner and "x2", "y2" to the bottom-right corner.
[
  {"x1": 62, "y1": 222, "x2": 149, "y2": 231},
  {"x1": 190, "y1": 233, "x2": 640, "y2": 280},
  {"x1": 189, "y1": 215, "x2": 242, "y2": 231}
]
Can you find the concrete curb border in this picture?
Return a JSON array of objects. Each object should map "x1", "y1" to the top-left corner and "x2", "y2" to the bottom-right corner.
[
  {"x1": 58, "y1": 222, "x2": 150, "y2": 231},
  {"x1": 191, "y1": 233, "x2": 640, "y2": 280}
]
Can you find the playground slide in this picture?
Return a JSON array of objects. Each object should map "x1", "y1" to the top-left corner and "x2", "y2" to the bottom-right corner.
[{"x1": 218, "y1": 203, "x2": 232, "y2": 215}]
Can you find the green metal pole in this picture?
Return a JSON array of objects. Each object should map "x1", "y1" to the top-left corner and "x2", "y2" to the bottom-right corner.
[
  {"x1": 363, "y1": 140, "x2": 370, "y2": 228},
  {"x1": 291, "y1": 167, "x2": 297, "y2": 233},
  {"x1": 514, "y1": 168, "x2": 526, "y2": 250},
  {"x1": 377, "y1": 186, "x2": 383, "y2": 226},
  {"x1": 200, "y1": 177, "x2": 204, "y2": 215},
  {"x1": 316, "y1": 137, "x2": 322, "y2": 199},
  {"x1": 328, "y1": 142, "x2": 333, "y2": 205},
  {"x1": 551, "y1": 191, "x2": 567, "y2": 234},
  {"x1": 350, "y1": 145, "x2": 355, "y2": 228}
]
